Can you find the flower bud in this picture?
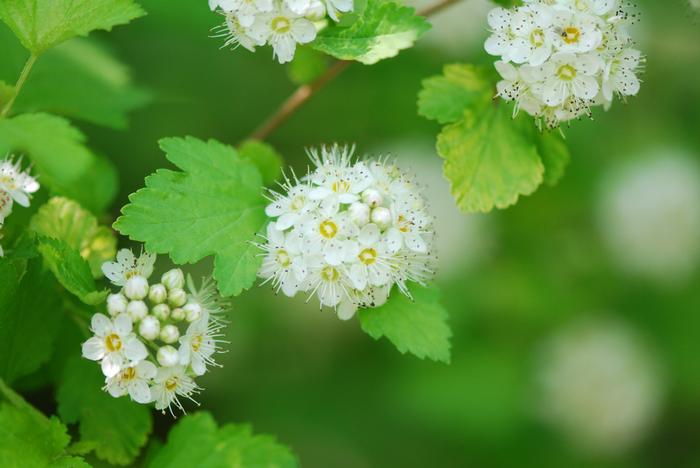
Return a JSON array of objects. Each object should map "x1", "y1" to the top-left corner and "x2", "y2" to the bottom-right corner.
[
  {"x1": 160, "y1": 324, "x2": 180, "y2": 344},
  {"x1": 124, "y1": 275, "x2": 149, "y2": 300},
  {"x1": 362, "y1": 188, "x2": 383, "y2": 208},
  {"x1": 152, "y1": 303, "x2": 170, "y2": 321},
  {"x1": 348, "y1": 202, "x2": 370, "y2": 226},
  {"x1": 127, "y1": 300, "x2": 148, "y2": 322},
  {"x1": 184, "y1": 302, "x2": 203, "y2": 323},
  {"x1": 139, "y1": 315, "x2": 160, "y2": 341},
  {"x1": 168, "y1": 288, "x2": 186, "y2": 307},
  {"x1": 371, "y1": 207, "x2": 392, "y2": 230},
  {"x1": 171, "y1": 307, "x2": 186, "y2": 321},
  {"x1": 106, "y1": 293, "x2": 127, "y2": 316},
  {"x1": 305, "y1": 0, "x2": 326, "y2": 21},
  {"x1": 148, "y1": 283, "x2": 167, "y2": 304},
  {"x1": 157, "y1": 345, "x2": 179, "y2": 367},
  {"x1": 162, "y1": 268, "x2": 184, "y2": 290}
]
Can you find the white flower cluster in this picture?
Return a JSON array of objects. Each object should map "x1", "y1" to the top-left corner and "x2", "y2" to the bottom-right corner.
[
  {"x1": 0, "y1": 155, "x2": 39, "y2": 257},
  {"x1": 81, "y1": 249, "x2": 228, "y2": 416},
  {"x1": 484, "y1": 0, "x2": 643, "y2": 128},
  {"x1": 210, "y1": 0, "x2": 352, "y2": 63},
  {"x1": 257, "y1": 145, "x2": 437, "y2": 320}
]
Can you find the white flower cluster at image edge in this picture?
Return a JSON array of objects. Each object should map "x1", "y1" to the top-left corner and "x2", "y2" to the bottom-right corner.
[
  {"x1": 0, "y1": 155, "x2": 39, "y2": 257},
  {"x1": 210, "y1": 0, "x2": 352, "y2": 63},
  {"x1": 485, "y1": 0, "x2": 644, "y2": 128},
  {"x1": 81, "y1": 249, "x2": 228, "y2": 416},
  {"x1": 257, "y1": 144, "x2": 437, "y2": 320}
]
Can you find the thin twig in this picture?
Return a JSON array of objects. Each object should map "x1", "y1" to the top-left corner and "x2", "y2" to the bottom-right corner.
[
  {"x1": 245, "y1": 0, "x2": 464, "y2": 141},
  {"x1": 1, "y1": 54, "x2": 37, "y2": 118}
]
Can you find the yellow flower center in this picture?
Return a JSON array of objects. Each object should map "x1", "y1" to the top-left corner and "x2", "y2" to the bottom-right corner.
[
  {"x1": 271, "y1": 17, "x2": 291, "y2": 33},
  {"x1": 191, "y1": 334, "x2": 203, "y2": 353},
  {"x1": 165, "y1": 376, "x2": 179, "y2": 391},
  {"x1": 290, "y1": 195, "x2": 306, "y2": 211},
  {"x1": 0, "y1": 175, "x2": 16, "y2": 190},
  {"x1": 105, "y1": 333, "x2": 122, "y2": 352},
  {"x1": 358, "y1": 248, "x2": 377, "y2": 265},
  {"x1": 121, "y1": 366, "x2": 137, "y2": 381},
  {"x1": 319, "y1": 220, "x2": 338, "y2": 239},
  {"x1": 125, "y1": 270, "x2": 139, "y2": 279},
  {"x1": 397, "y1": 215, "x2": 411, "y2": 233},
  {"x1": 562, "y1": 26, "x2": 581, "y2": 44},
  {"x1": 321, "y1": 266, "x2": 339, "y2": 282},
  {"x1": 530, "y1": 28, "x2": 545, "y2": 47},
  {"x1": 557, "y1": 64, "x2": 577, "y2": 81},
  {"x1": 332, "y1": 180, "x2": 351, "y2": 193},
  {"x1": 276, "y1": 249, "x2": 291, "y2": 267}
]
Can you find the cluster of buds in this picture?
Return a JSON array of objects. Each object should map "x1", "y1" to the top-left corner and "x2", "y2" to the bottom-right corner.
[{"x1": 82, "y1": 249, "x2": 227, "y2": 416}]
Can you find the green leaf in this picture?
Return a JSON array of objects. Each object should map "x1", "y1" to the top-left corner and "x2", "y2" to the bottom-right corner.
[
  {"x1": 0, "y1": 112, "x2": 117, "y2": 213},
  {"x1": 114, "y1": 137, "x2": 267, "y2": 297},
  {"x1": 535, "y1": 130, "x2": 571, "y2": 186},
  {"x1": 312, "y1": 0, "x2": 430, "y2": 65},
  {"x1": 0, "y1": 257, "x2": 63, "y2": 384},
  {"x1": 36, "y1": 236, "x2": 108, "y2": 305},
  {"x1": 57, "y1": 357, "x2": 152, "y2": 466},
  {"x1": 30, "y1": 197, "x2": 117, "y2": 278},
  {"x1": 12, "y1": 38, "x2": 150, "y2": 129},
  {"x1": 0, "y1": 0, "x2": 146, "y2": 54},
  {"x1": 358, "y1": 284, "x2": 452, "y2": 363},
  {"x1": 0, "y1": 81, "x2": 13, "y2": 109},
  {"x1": 286, "y1": 45, "x2": 329, "y2": 85},
  {"x1": 0, "y1": 379, "x2": 89, "y2": 468},
  {"x1": 147, "y1": 412, "x2": 298, "y2": 468},
  {"x1": 436, "y1": 103, "x2": 544, "y2": 213},
  {"x1": 238, "y1": 139, "x2": 284, "y2": 186},
  {"x1": 417, "y1": 64, "x2": 493, "y2": 125}
]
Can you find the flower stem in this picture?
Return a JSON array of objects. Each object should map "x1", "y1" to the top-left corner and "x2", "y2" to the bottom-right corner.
[
  {"x1": 245, "y1": 0, "x2": 464, "y2": 142},
  {"x1": 1, "y1": 54, "x2": 38, "y2": 119}
]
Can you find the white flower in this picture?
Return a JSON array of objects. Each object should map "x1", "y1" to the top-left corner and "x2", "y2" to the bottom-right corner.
[
  {"x1": 178, "y1": 317, "x2": 224, "y2": 376},
  {"x1": 102, "y1": 249, "x2": 156, "y2": 287},
  {"x1": 265, "y1": 176, "x2": 316, "y2": 230},
  {"x1": 124, "y1": 275, "x2": 149, "y2": 300},
  {"x1": 160, "y1": 324, "x2": 180, "y2": 344},
  {"x1": 324, "y1": 0, "x2": 353, "y2": 21},
  {"x1": 157, "y1": 345, "x2": 180, "y2": 367},
  {"x1": 139, "y1": 316, "x2": 161, "y2": 341},
  {"x1": 150, "y1": 365, "x2": 200, "y2": 416},
  {"x1": 82, "y1": 313, "x2": 147, "y2": 378},
  {"x1": 217, "y1": 12, "x2": 264, "y2": 52},
  {"x1": 107, "y1": 293, "x2": 128, "y2": 316},
  {"x1": 210, "y1": 0, "x2": 237, "y2": 10},
  {"x1": 0, "y1": 156, "x2": 39, "y2": 208},
  {"x1": 0, "y1": 190, "x2": 13, "y2": 224},
  {"x1": 161, "y1": 268, "x2": 185, "y2": 290},
  {"x1": 248, "y1": 5, "x2": 317, "y2": 64},
  {"x1": 228, "y1": 0, "x2": 274, "y2": 27},
  {"x1": 258, "y1": 145, "x2": 437, "y2": 320},
  {"x1": 105, "y1": 361, "x2": 157, "y2": 404},
  {"x1": 148, "y1": 284, "x2": 168, "y2": 304},
  {"x1": 485, "y1": 0, "x2": 641, "y2": 128}
]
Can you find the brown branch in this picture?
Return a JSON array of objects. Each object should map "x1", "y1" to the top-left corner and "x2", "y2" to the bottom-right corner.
[{"x1": 246, "y1": 0, "x2": 464, "y2": 142}]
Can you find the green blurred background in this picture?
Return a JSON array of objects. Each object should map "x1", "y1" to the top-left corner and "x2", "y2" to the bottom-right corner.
[{"x1": 4, "y1": 0, "x2": 700, "y2": 466}]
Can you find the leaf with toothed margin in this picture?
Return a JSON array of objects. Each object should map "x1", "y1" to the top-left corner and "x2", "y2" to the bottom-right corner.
[{"x1": 114, "y1": 136, "x2": 268, "y2": 297}]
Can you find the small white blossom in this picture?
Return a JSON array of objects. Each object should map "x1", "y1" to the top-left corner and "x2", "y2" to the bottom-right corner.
[
  {"x1": 105, "y1": 361, "x2": 157, "y2": 404},
  {"x1": 150, "y1": 365, "x2": 200, "y2": 416},
  {"x1": 0, "y1": 156, "x2": 39, "y2": 256},
  {"x1": 84, "y1": 250, "x2": 229, "y2": 416},
  {"x1": 257, "y1": 145, "x2": 437, "y2": 321},
  {"x1": 486, "y1": 0, "x2": 643, "y2": 128},
  {"x1": 82, "y1": 313, "x2": 147, "y2": 378},
  {"x1": 102, "y1": 249, "x2": 156, "y2": 287},
  {"x1": 249, "y1": 5, "x2": 317, "y2": 64}
]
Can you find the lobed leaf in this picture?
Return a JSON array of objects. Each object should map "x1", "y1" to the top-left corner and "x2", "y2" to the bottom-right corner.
[
  {"x1": 312, "y1": 0, "x2": 430, "y2": 65},
  {"x1": 114, "y1": 136, "x2": 268, "y2": 297},
  {"x1": 147, "y1": 412, "x2": 298, "y2": 468},
  {"x1": 0, "y1": 0, "x2": 146, "y2": 54},
  {"x1": 57, "y1": 357, "x2": 152, "y2": 466},
  {"x1": 238, "y1": 139, "x2": 284, "y2": 186},
  {"x1": 358, "y1": 284, "x2": 452, "y2": 363}
]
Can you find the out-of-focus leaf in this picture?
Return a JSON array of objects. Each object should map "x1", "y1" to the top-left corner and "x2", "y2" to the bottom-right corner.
[
  {"x1": 30, "y1": 197, "x2": 117, "y2": 278},
  {"x1": 147, "y1": 412, "x2": 298, "y2": 468},
  {"x1": 287, "y1": 46, "x2": 329, "y2": 85},
  {"x1": 238, "y1": 139, "x2": 284, "y2": 186},
  {"x1": 57, "y1": 357, "x2": 152, "y2": 466},
  {"x1": 0, "y1": 379, "x2": 89, "y2": 467}
]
